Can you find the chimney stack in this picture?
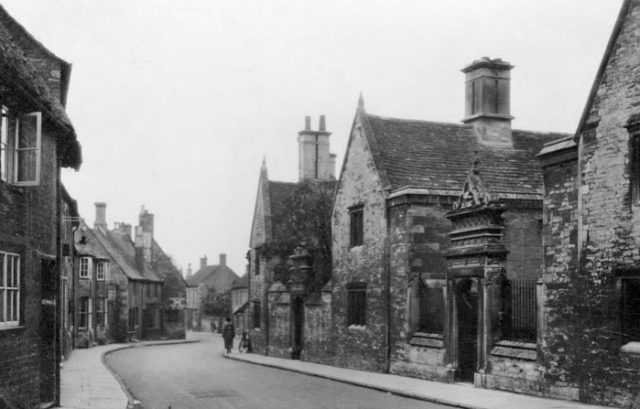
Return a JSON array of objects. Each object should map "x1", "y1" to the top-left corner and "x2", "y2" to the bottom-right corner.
[
  {"x1": 114, "y1": 222, "x2": 132, "y2": 239},
  {"x1": 462, "y1": 57, "x2": 514, "y2": 147},
  {"x1": 134, "y1": 226, "x2": 145, "y2": 273},
  {"x1": 200, "y1": 255, "x2": 208, "y2": 270},
  {"x1": 138, "y1": 205, "x2": 154, "y2": 264},
  {"x1": 298, "y1": 115, "x2": 336, "y2": 181},
  {"x1": 94, "y1": 202, "x2": 107, "y2": 232},
  {"x1": 219, "y1": 253, "x2": 227, "y2": 266},
  {"x1": 186, "y1": 263, "x2": 193, "y2": 278}
]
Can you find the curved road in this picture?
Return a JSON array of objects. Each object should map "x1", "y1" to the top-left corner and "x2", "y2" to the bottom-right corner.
[{"x1": 105, "y1": 332, "x2": 449, "y2": 409}]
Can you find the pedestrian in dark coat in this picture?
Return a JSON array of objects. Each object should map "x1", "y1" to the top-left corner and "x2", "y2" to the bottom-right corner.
[{"x1": 222, "y1": 317, "x2": 235, "y2": 354}]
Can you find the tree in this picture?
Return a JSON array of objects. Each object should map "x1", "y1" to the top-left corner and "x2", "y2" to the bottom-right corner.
[
  {"x1": 202, "y1": 288, "x2": 231, "y2": 318},
  {"x1": 262, "y1": 179, "x2": 336, "y2": 294}
]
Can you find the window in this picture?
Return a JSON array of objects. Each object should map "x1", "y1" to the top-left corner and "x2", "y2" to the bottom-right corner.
[
  {"x1": 78, "y1": 297, "x2": 89, "y2": 328},
  {"x1": 253, "y1": 300, "x2": 261, "y2": 329},
  {"x1": 347, "y1": 283, "x2": 367, "y2": 326},
  {"x1": 129, "y1": 307, "x2": 138, "y2": 331},
  {"x1": 501, "y1": 279, "x2": 537, "y2": 342},
  {"x1": 0, "y1": 106, "x2": 9, "y2": 182},
  {"x1": 96, "y1": 297, "x2": 105, "y2": 326},
  {"x1": 79, "y1": 257, "x2": 91, "y2": 279},
  {"x1": 96, "y1": 262, "x2": 105, "y2": 281},
  {"x1": 0, "y1": 252, "x2": 20, "y2": 328},
  {"x1": 631, "y1": 134, "x2": 640, "y2": 205},
  {"x1": 0, "y1": 109, "x2": 41, "y2": 185},
  {"x1": 622, "y1": 278, "x2": 640, "y2": 344},
  {"x1": 418, "y1": 280, "x2": 445, "y2": 334},
  {"x1": 349, "y1": 205, "x2": 364, "y2": 247}
]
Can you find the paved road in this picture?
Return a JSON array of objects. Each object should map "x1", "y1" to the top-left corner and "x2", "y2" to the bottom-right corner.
[{"x1": 105, "y1": 332, "x2": 451, "y2": 409}]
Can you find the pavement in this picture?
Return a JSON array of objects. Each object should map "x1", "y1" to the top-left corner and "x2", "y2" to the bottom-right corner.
[
  {"x1": 224, "y1": 351, "x2": 616, "y2": 409},
  {"x1": 57, "y1": 338, "x2": 198, "y2": 409}
]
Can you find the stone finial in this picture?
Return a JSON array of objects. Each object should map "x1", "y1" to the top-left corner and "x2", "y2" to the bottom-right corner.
[
  {"x1": 453, "y1": 151, "x2": 493, "y2": 210},
  {"x1": 358, "y1": 92, "x2": 365, "y2": 111}
]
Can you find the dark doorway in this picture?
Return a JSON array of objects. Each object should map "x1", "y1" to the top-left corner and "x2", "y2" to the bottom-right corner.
[
  {"x1": 455, "y1": 278, "x2": 478, "y2": 382},
  {"x1": 40, "y1": 259, "x2": 58, "y2": 404},
  {"x1": 291, "y1": 297, "x2": 304, "y2": 360}
]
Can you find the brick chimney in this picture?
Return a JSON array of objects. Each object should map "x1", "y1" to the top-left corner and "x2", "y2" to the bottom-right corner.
[
  {"x1": 462, "y1": 57, "x2": 514, "y2": 147},
  {"x1": 94, "y1": 202, "x2": 107, "y2": 232},
  {"x1": 138, "y1": 205, "x2": 154, "y2": 263},
  {"x1": 298, "y1": 115, "x2": 336, "y2": 181},
  {"x1": 200, "y1": 255, "x2": 208, "y2": 270},
  {"x1": 219, "y1": 253, "x2": 227, "y2": 266}
]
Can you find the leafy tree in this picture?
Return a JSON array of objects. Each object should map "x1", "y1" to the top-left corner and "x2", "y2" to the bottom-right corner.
[
  {"x1": 262, "y1": 179, "x2": 336, "y2": 295},
  {"x1": 202, "y1": 288, "x2": 231, "y2": 318}
]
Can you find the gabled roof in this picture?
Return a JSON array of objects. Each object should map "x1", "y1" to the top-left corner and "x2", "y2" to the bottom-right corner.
[
  {"x1": 574, "y1": 0, "x2": 633, "y2": 140},
  {"x1": 75, "y1": 222, "x2": 110, "y2": 259},
  {"x1": 0, "y1": 5, "x2": 81, "y2": 168},
  {"x1": 358, "y1": 110, "x2": 567, "y2": 198},
  {"x1": 185, "y1": 264, "x2": 238, "y2": 287}
]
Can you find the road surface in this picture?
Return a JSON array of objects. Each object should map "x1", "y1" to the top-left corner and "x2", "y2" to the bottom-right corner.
[{"x1": 105, "y1": 332, "x2": 451, "y2": 409}]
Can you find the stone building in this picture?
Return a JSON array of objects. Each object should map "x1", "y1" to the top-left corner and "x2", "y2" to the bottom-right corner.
[
  {"x1": 0, "y1": 5, "x2": 82, "y2": 407},
  {"x1": 60, "y1": 185, "x2": 79, "y2": 360},
  {"x1": 231, "y1": 274, "x2": 249, "y2": 333},
  {"x1": 330, "y1": 59, "x2": 567, "y2": 392},
  {"x1": 78, "y1": 203, "x2": 185, "y2": 342},
  {"x1": 185, "y1": 253, "x2": 238, "y2": 331},
  {"x1": 247, "y1": 117, "x2": 336, "y2": 359},
  {"x1": 538, "y1": 0, "x2": 640, "y2": 406}
]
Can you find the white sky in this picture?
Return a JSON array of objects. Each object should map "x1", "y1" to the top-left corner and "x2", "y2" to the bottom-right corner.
[{"x1": 2, "y1": 0, "x2": 623, "y2": 275}]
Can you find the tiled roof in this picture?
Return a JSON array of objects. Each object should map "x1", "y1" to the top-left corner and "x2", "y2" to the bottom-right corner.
[
  {"x1": 75, "y1": 222, "x2": 110, "y2": 259},
  {"x1": 362, "y1": 113, "x2": 567, "y2": 197},
  {"x1": 185, "y1": 264, "x2": 238, "y2": 287},
  {"x1": 231, "y1": 274, "x2": 249, "y2": 289},
  {"x1": 93, "y1": 230, "x2": 162, "y2": 282},
  {"x1": 0, "y1": 5, "x2": 81, "y2": 168}
]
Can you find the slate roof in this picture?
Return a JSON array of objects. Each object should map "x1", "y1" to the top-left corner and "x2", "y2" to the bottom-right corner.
[
  {"x1": 0, "y1": 5, "x2": 81, "y2": 168},
  {"x1": 361, "y1": 112, "x2": 567, "y2": 197}
]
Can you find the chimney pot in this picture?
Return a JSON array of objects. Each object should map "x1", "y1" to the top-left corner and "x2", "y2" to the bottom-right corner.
[
  {"x1": 304, "y1": 116, "x2": 311, "y2": 130},
  {"x1": 219, "y1": 253, "x2": 227, "y2": 266},
  {"x1": 319, "y1": 115, "x2": 326, "y2": 132}
]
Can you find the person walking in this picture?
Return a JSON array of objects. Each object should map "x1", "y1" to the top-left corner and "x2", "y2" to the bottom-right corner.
[{"x1": 222, "y1": 317, "x2": 235, "y2": 354}]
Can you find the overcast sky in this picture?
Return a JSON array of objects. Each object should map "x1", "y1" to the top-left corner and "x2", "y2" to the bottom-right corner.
[{"x1": 2, "y1": 0, "x2": 623, "y2": 276}]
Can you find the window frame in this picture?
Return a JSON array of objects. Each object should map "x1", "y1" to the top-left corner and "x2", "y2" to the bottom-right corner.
[
  {"x1": 13, "y1": 112, "x2": 42, "y2": 186},
  {"x1": 78, "y1": 296, "x2": 89, "y2": 329},
  {"x1": 96, "y1": 261, "x2": 105, "y2": 281},
  {"x1": 346, "y1": 282, "x2": 367, "y2": 326},
  {"x1": 96, "y1": 297, "x2": 105, "y2": 326},
  {"x1": 621, "y1": 276, "x2": 640, "y2": 345},
  {"x1": 79, "y1": 257, "x2": 91, "y2": 279},
  {"x1": 252, "y1": 300, "x2": 261, "y2": 329},
  {"x1": 0, "y1": 251, "x2": 21, "y2": 329},
  {"x1": 349, "y1": 204, "x2": 364, "y2": 248}
]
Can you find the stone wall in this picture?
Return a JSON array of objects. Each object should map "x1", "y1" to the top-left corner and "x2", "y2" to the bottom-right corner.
[
  {"x1": 331, "y1": 122, "x2": 389, "y2": 372},
  {"x1": 302, "y1": 291, "x2": 333, "y2": 364}
]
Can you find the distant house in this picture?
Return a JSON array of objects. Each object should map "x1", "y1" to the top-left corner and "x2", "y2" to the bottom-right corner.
[
  {"x1": 0, "y1": 5, "x2": 82, "y2": 408},
  {"x1": 73, "y1": 203, "x2": 185, "y2": 343},
  {"x1": 60, "y1": 186, "x2": 80, "y2": 359},
  {"x1": 185, "y1": 254, "x2": 238, "y2": 331},
  {"x1": 231, "y1": 274, "x2": 249, "y2": 332}
]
